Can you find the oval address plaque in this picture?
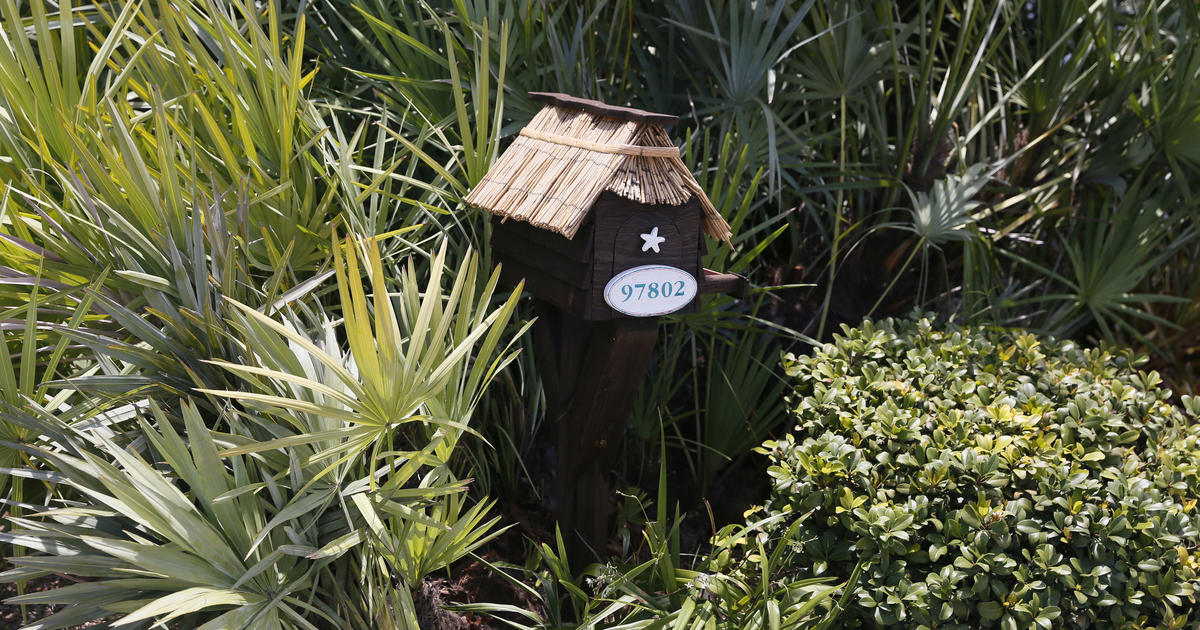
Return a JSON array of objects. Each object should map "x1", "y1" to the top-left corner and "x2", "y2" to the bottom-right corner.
[{"x1": 603, "y1": 265, "x2": 697, "y2": 317}]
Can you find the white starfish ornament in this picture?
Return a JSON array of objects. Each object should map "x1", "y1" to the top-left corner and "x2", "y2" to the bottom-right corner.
[{"x1": 640, "y1": 227, "x2": 666, "y2": 253}]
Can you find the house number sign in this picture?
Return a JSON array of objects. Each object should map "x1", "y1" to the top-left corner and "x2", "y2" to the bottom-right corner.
[{"x1": 603, "y1": 265, "x2": 698, "y2": 317}]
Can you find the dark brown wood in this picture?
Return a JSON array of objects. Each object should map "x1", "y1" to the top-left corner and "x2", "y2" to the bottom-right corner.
[
  {"x1": 491, "y1": 193, "x2": 708, "y2": 321},
  {"x1": 491, "y1": 214, "x2": 596, "y2": 318},
  {"x1": 492, "y1": 235, "x2": 592, "y2": 287},
  {"x1": 529, "y1": 92, "x2": 679, "y2": 126},
  {"x1": 492, "y1": 215, "x2": 595, "y2": 263},
  {"x1": 532, "y1": 299, "x2": 591, "y2": 413},
  {"x1": 497, "y1": 257, "x2": 589, "y2": 314},
  {"x1": 699, "y1": 269, "x2": 748, "y2": 298},
  {"x1": 588, "y1": 192, "x2": 703, "y2": 319},
  {"x1": 534, "y1": 300, "x2": 659, "y2": 561}
]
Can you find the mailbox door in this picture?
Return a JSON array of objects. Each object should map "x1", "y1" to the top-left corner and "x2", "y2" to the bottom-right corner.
[{"x1": 589, "y1": 192, "x2": 703, "y2": 319}]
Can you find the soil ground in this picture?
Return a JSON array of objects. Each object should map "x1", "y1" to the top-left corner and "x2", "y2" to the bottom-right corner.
[{"x1": 1, "y1": 574, "x2": 113, "y2": 629}]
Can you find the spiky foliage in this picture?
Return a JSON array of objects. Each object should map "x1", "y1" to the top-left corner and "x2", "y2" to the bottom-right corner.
[
  {"x1": 2, "y1": 235, "x2": 524, "y2": 629},
  {"x1": 3, "y1": 0, "x2": 1198, "y2": 626}
]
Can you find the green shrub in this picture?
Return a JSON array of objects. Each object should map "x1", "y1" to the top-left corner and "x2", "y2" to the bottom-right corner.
[{"x1": 762, "y1": 317, "x2": 1200, "y2": 629}]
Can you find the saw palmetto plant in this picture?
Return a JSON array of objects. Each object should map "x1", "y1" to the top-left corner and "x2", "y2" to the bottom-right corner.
[
  {"x1": 0, "y1": 2, "x2": 525, "y2": 623},
  {"x1": 3, "y1": 0, "x2": 1198, "y2": 627},
  {"x1": 2, "y1": 234, "x2": 524, "y2": 628}
]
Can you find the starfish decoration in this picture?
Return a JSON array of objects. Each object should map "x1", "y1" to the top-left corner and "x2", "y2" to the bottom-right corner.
[{"x1": 640, "y1": 226, "x2": 666, "y2": 253}]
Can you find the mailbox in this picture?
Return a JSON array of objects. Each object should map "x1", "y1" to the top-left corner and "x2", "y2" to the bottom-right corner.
[
  {"x1": 466, "y1": 92, "x2": 734, "y2": 320},
  {"x1": 464, "y1": 92, "x2": 744, "y2": 558}
]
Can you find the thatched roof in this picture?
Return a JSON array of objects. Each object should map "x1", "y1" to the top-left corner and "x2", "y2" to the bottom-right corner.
[{"x1": 465, "y1": 93, "x2": 732, "y2": 244}]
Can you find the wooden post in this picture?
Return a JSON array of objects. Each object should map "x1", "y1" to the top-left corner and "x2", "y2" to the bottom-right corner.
[{"x1": 534, "y1": 301, "x2": 659, "y2": 560}]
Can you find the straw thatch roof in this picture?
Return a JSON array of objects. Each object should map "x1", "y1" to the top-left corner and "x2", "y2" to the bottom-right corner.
[{"x1": 465, "y1": 93, "x2": 732, "y2": 244}]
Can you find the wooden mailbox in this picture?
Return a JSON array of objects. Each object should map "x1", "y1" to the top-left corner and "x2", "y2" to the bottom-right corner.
[
  {"x1": 467, "y1": 92, "x2": 736, "y2": 319},
  {"x1": 465, "y1": 92, "x2": 742, "y2": 557}
]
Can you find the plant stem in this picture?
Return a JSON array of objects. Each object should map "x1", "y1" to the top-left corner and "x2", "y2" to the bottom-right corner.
[
  {"x1": 816, "y1": 95, "x2": 848, "y2": 340},
  {"x1": 868, "y1": 238, "x2": 923, "y2": 317}
]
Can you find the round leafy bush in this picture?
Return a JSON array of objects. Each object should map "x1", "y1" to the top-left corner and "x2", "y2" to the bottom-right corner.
[{"x1": 762, "y1": 317, "x2": 1200, "y2": 629}]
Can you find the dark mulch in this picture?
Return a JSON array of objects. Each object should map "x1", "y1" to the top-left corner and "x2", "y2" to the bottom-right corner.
[
  {"x1": 1, "y1": 574, "x2": 56, "y2": 630},
  {"x1": 415, "y1": 553, "x2": 544, "y2": 630},
  {"x1": 1, "y1": 572, "x2": 113, "y2": 630}
]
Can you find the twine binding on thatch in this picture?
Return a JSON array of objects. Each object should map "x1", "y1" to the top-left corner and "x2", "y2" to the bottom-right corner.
[
  {"x1": 465, "y1": 98, "x2": 732, "y2": 244},
  {"x1": 517, "y1": 128, "x2": 681, "y2": 158}
]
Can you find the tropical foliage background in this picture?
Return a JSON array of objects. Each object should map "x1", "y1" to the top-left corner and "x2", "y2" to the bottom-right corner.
[{"x1": 0, "y1": 0, "x2": 1197, "y2": 627}]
